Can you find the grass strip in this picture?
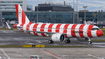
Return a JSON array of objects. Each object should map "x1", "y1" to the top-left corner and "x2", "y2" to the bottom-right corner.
[
  {"x1": 45, "y1": 45, "x2": 88, "y2": 48},
  {"x1": 0, "y1": 45, "x2": 88, "y2": 48},
  {"x1": 0, "y1": 45, "x2": 23, "y2": 48},
  {"x1": 91, "y1": 39, "x2": 105, "y2": 42}
]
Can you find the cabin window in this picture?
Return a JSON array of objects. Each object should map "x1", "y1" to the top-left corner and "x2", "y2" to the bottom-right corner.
[{"x1": 91, "y1": 28, "x2": 99, "y2": 30}]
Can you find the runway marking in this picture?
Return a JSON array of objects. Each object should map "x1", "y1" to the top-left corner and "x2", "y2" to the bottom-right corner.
[
  {"x1": 93, "y1": 45, "x2": 105, "y2": 48},
  {"x1": 93, "y1": 43, "x2": 105, "y2": 44},
  {"x1": 0, "y1": 56, "x2": 2, "y2": 59},
  {"x1": 88, "y1": 54, "x2": 104, "y2": 59},
  {"x1": 0, "y1": 49, "x2": 10, "y2": 59},
  {"x1": 37, "y1": 48, "x2": 62, "y2": 59},
  {"x1": 35, "y1": 40, "x2": 42, "y2": 43}
]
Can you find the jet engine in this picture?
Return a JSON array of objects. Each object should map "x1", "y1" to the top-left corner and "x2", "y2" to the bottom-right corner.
[{"x1": 51, "y1": 33, "x2": 65, "y2": 42}]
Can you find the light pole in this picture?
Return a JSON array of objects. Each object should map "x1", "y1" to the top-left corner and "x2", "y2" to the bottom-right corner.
[
  {"x1": 0, "y1": 1, "x2": 2, "y2": 26},
  {"x1": 37, "y1": 6, "x2": 38, "y2": 23},
  {"x1": 83, "y1": 6, "x2": 87, "y2": 21}
]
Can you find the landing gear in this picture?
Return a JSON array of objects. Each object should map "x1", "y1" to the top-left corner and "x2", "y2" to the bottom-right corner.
[
  {"x1": 65, "y1": 38, "x2": 71, "y2": 43},
  {"x1": 89, "y1": 41, "x2": 92, "y2": 44},
  {"x1": 48, "y1": 40, "x2": 54, "y2": 44},
  {"x1": 88, "y1": 38, "x2": 92, "y2": 44}
]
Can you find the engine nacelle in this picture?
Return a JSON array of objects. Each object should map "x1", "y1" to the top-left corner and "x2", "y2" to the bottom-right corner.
[{"x1": 51, "y1": 33, "x2": 65, "y2": 42}]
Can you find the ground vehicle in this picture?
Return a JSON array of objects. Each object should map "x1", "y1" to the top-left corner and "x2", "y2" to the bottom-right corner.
[{"x1": 30, "y1": 55, "x2": 40, "y2": 59}]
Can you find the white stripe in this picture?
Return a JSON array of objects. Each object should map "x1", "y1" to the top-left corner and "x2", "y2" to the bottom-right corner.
[
  {"x1": 25, "y1": 17, "x2": 30, "y2": 24},
  {"x1": 18, "y1": 5, "x2": 22, "y2": 24},
  {"x1": 52, "y1": 24, "x2": 58, "y2": 33},
  {"x1": 75, "y1": 24, "x2": 81, "y2": 37},
  {"x1": 44, "y1": 24, "x2": 50, "y2": 32},
  {"x1": 37, "y1": 23, "x2": 43, "y2": 36},
  {"x1": 83, "y1": 25, "x2": 89, "y2": 37},
  {"x1": 0, "y1": 49, "x2": 10, "y2": 59},
  {"x1": 92, "y1": 26, "x2": 98, "y2": 37},
  {"x1": 23, "y1": 17, "x2": 29, "y2": 30},
  {"x1": 37, "y1": 23, "x2": 43, "y2": 31},
  {"x1": 29, "y1": 23, "x2": 35, "y2": 35},
  {"x1": 59, "y1": 24, "x2": 65, "y2": 33},
  {"x1": 67, "y1": 24, "x2": 73, "y2": 37},
  {"x1": 17, "y1": 24, "x2": 21, "y2": 27},
  {"x1": 37, "y1": 33, "x2": 42, "y2": 36},
  {"x1": 91, "y1": 31, "x2": 97, "y2": 37},
  {"x1": 44, "y1": 24, "x2": 50, "y2": 36},
  {"x1": 23, "y1": 23, "x2": 28, "y2": 30}
]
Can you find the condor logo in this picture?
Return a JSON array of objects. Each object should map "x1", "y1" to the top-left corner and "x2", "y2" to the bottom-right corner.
[
  {"x1": 73, "y1": 31, "x2": 83, "y2": 33},
  {"x1": 19, "y1": 9, "x2": 22, "y2": 16}
]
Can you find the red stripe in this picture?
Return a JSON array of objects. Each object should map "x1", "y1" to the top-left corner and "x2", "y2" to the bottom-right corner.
[
  {"x1": 48, "y1": 24, "x2": 54, "y2": 32},
  {"x1": 63, "y1": 24, "x2": 69, "y2": 33},
  {"x1": 65, "y1": 35, "x2": 67, "y2": 38},
  {"x1": 26, "y1": 22, "x2": 32, "y2": 31},
  {"x1": 13, "y1": 24, "x2": 17, "y2": 29},
  {"x1": 33, "y1": 32, "x2": 38, "y2": 36},
  {"x1": 56, "y1": 24, "x2": 62, "y2": 33},
  {"x1": 15, "y1": 4, "x2": 19, "y2": 23},
  {"x1": 71, "y1": 24, "x2": 77, "y2": 37},
  {"x1": 40, "y1": 24, "x2": 46, "y2": 31},
  {"x1": 40, "y1": 24, "x2": 46, "y2": 36},
  {"x1": 20, "y1": 10, "x2": 26, "y2": 26},
  {"x1": 87, "y1": 25, "x2": 94, "y2": 38},
  {"x1": 19, "y1": 24, "x2": 23, "y2": 30},
  {"x1": 33, "y1": 24, "x2": 39, "y2": 31},
  {"x1": 28, "y1": 32, "x2": 31, "y2": 34},
  {"x1": 41, "y1": 33, "x2": 46, "y2": 37},
  {"x1": 79, "y1": 24, "x2": 85, "y2": 38},
  {"x1": 33, "y1": 24, "x2": 39, "y2": 36},
  {"x1": 22, "y1": 10, "x2": 26, "y2": 24}
]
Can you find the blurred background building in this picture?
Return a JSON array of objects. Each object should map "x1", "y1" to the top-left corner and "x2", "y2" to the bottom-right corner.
[
  {"x1": 35, "y1": 3, "x2": 74, "y2": 11},
  {"x1": 0, "y1": 0, "x2": 27, "y2": 12},
  {"x1": 0, "y1": 0, "x2": 105, "y2": 28}
]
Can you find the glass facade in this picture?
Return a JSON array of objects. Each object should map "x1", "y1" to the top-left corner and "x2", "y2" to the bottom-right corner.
[
  {"x1": 2, "y1": 12, "x2": 17, "y2": 21},
  {"x1": 98, "y1": 12, "x2": 105, "y2": 21},
  {"x1": 0, "y1": 1, "x2": 22, "y2": 3},
  {"x1": 2, "y1": 11, "x2": 105, "y2": 24},
  {"x1": 2, "y1": 12, "x2": 73, "y2": 23},
  {"x1": 0, "y1": 0, "x2": 27, "y2": 11},
  {"x1": 0, "y1": 7, "x2": 16, "y2": 9},
  {"x1": 79, "y1": 12, "x2": 98, "y2": 23},
  {"x1": 0, "y1": 4, "x2": 22, "y2": 6},
  {"x1": 26, "y1": 12, "x2": 73, "y2": 23}
]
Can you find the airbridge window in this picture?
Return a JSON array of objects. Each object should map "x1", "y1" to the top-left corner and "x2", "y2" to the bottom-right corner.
[{"x1": 91, "y1": 28, "x2": 99, "y2": 30}]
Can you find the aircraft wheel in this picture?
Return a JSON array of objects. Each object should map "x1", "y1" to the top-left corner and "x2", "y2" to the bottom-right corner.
[
  {"x1": 65, "y1": 39, "x2": 71, "y2": 43},
  {"x1": 48, "y1": 40, "x2": 54, "y2": 44},
  {"x1": 89, "y1": 41, "x2": 92, "y2": 44}
]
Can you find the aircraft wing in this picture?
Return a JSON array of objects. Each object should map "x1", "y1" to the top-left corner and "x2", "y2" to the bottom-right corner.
[{"x1": 25, "y1": 30, "x2": 66, "y2": 35}]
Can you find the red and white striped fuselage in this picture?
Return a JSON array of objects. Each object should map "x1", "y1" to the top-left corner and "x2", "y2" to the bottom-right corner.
[
  {"x1": 14, "y1": 23, "x2": 103, "y2": 38},
  {"x1": 14, "y1": 4, "x2": 103, "y2": 44}
]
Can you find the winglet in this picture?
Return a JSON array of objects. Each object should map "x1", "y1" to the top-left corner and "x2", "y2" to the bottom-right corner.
[{"x1": 84, "y1": 20, "x2": 87, "y2": 24}]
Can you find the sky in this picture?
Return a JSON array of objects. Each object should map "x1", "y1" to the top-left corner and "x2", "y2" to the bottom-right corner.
[{"x1": 27, "y1": 0, "x2": 105, "y2": 11}]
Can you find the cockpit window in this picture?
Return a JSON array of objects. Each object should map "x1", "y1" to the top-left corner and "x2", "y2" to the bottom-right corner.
[{"x1": 91, "y1": 28, "x2": 99, "y2": 30}]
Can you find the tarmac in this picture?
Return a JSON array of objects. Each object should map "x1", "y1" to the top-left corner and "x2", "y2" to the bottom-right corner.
[
  {"x1": 0, "y1": 30, "x2": 105, "y2": 47},
  {"x1": 0, "y1": 30, "x2": 105, "y2": 59},
  {"x1": 0, "y1": 48, "x2": 105, "y2": 59}
]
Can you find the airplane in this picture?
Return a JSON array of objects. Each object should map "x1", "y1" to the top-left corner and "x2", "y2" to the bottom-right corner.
[{"x1": 13, "y1": 4, "x2": 103, "y2": 44}]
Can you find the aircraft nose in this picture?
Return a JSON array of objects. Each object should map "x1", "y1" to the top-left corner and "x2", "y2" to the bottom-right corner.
[{"x1": 97, "y1": 30, "x2": 103, "y2": 37}]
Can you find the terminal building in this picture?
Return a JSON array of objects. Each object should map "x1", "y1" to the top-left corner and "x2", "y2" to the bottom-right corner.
[
  {"x1": 0, "y1": 0, "x2": 27, "y2": 12},
  {"x1": 0, "y1": 1, "x2": 105, "y2": 27},
  {"x1": 35, "y1": 3, "x2": 74, "y2": 11}
]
